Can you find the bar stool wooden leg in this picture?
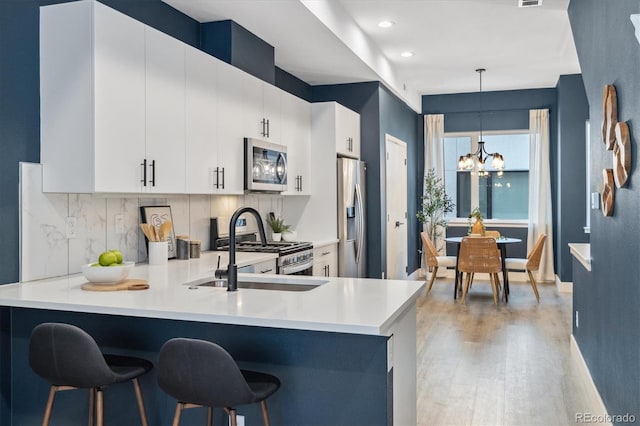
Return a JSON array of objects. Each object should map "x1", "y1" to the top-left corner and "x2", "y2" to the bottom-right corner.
[
  {"x1": 172, "y1": 402, "x2": 184, "y2": 426},
  {"x1": 229, "y1": 408, "x2": 238, "y2": 426},
  {"x1": 96, "y1": 388, "x2": 104, "y2": 426},
  {"x1": 88, "y1": 388, "x2": 95, "y2": 426},
  {"x1": 206, "y1": 407, "x2": 213, "y2": 426},
  {"x1": 260, "y1": 400, "x2": 271, "y2": 426},
  {"x1": 489, "y1": 274, "x2": 498, "y2": 305},
  {"x1": 42, "y1": 385, "x2": 57, "y2": 426},
  {"x1": 132, "y1": 378, "x2": 149, "y2": 426}
]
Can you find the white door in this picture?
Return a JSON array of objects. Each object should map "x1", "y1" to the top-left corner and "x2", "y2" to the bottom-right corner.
[{"x1": 385, "y1": 135, "x2": 408, "y2": 279}]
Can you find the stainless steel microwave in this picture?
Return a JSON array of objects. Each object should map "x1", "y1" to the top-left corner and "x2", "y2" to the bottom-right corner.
[{"x1": 244, "y1": 138, "x2": 288, "y2": 192}]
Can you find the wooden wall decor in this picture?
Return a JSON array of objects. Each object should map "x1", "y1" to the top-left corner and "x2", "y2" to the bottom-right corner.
[
  {"x1": 601, "y1": 84, "x2": 617, "y2": 150},
  {"x1": 601, "y1": 168, "x2": 614, "y2": 216},
  {"x1": 613, "y1": 121, "x2": 631, "y2": 188}
]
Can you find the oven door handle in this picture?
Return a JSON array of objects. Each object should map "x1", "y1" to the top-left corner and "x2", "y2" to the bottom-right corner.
[{"x1": 279, "y1": 261, "x2": 313, "y2": 275}]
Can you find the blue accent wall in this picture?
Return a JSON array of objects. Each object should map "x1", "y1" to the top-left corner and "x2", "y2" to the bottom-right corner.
[
  {"x1": 556, "y1": 74, "x2": 590, "y2": 282},
  {"x1": 201, "y1": 20, "x2": 276, "y2": 85},
  {"x1": 275, "y1": 66, "x2": 312, "y2": 102},
  {"x1": 312, "y1": 83, "x2": 422, "y2": 278},
  {"x1": 568, "y1": 0, "x2": 640, "y2": 421},
  {"x1": 422, "y1": 88, "x2": 571, "y2": 277}
]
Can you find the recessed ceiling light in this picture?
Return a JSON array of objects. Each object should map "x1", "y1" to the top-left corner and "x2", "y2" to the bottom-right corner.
[
  {"x1": 400, "y1": 51, "x2": 414, "y2": 58},
  {"x1": 378, "y1": 20, "x2": 394, "y2": 28}
]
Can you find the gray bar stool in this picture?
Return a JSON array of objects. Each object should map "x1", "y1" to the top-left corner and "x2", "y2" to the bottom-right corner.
[
  {"x1": 29, "y1": 322, "x2": 153, "y2": 426},
  {"x1": 158, "y1": 338, "x2": 281, "y2": 426}
]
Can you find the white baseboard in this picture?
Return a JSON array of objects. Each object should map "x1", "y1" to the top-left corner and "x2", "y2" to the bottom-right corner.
[
  {"x1": 570, "y1": 335, "x2": 611, "y2": 425},
  {"x1": 556, "y1": 274, "x2": 573, "y2": 293}
]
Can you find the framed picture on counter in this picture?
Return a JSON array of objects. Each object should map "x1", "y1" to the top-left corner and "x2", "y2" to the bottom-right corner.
[{"x1": 140, "y1": 205, "x2": 176, "y2": 259}]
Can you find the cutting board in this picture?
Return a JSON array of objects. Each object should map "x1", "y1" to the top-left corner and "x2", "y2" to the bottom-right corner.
[{"x1": 81, "y1": 279, "x2": 149, "y2": 292}]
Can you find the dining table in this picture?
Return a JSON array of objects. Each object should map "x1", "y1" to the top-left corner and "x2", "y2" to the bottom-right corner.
[{"x1": 445, "y1": 236, "x2": 522, "y2": 303}]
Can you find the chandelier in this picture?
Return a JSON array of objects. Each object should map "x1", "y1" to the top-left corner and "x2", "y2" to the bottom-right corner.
[{"x1": 457, "y1": 68, "x2": 505, "y2": 175}]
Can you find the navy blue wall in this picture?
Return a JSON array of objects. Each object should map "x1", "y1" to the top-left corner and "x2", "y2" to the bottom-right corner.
[
  {"x1": 422, "y1": 88, "x2": 566, "y2": 275},
  {"x1": 379, "y1": 85, "x2": 423, "y2": 277},
  {"x1": 275, "y1": 67, "x2": 312, "y2": 102},
  {"x1": 568, "y1": 0, "x2": 640, "y2": 421},
  {"x1": 201, "y1": 20, "x2": 276, "y2": 85},
  {"x1": 313, "y1": 83, "x2": 421, "y2": 279},
  {"x1": 556, "y1": 74, "x2": 590, "y2": 282}
]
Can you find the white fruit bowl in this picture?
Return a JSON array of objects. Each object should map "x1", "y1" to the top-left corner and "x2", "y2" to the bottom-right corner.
[{"x1": 81, "y1": 261, "x2": 135, "y2": 285}]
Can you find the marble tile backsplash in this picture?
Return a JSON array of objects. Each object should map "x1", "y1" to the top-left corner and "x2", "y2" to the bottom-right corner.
[{"x1": 19, "y1": 163, "x2": 285, "y2": 282}]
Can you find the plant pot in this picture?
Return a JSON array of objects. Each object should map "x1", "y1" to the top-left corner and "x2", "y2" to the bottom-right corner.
[
  {"x1": 282, "y1": 230, "x2": 297, "y2": 242},
  {"x1": 272, "y1": 232, "x2": 282, "y2": 242}
]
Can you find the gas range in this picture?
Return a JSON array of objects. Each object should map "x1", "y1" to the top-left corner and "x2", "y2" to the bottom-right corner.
[{"x1": 214, "y1": 236, "x2": 314, "y2": 275}]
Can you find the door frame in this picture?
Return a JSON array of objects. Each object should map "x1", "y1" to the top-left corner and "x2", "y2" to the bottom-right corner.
[{"x1": 385, "y1": 134, "x2": 408, "y2": 279}]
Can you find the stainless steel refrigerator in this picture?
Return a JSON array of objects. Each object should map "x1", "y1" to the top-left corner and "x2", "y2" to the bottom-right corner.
[{"x1": 337, "y1": 157, "x2": 366, "y2": 278}]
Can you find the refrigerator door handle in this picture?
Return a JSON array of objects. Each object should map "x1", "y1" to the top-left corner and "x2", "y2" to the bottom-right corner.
[{"x1": 355, "y1": 183, "x2": 364, "y2": 265}]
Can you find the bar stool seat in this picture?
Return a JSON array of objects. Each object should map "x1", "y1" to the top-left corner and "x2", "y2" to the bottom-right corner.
[
  {"x1": 29, "y1": 322, "x2": 153, "y2": 426},
  {"x1": 158, "y1": 338, "x2": 280, "y2": 426}
]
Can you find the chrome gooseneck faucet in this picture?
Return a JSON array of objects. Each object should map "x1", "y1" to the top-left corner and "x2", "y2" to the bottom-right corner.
[{"x1": 215, "y1": 207, "x2": 267, "y2": 291}]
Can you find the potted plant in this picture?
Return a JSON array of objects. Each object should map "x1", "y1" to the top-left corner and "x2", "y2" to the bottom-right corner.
[
  {"x1": 468, "y1": 207, "x2": 485, "y2": 235},
  {"x1": 417, "y1": 169, "x2": 455, "y2": 255},
  {"x1": 266, "y1": 216, "x2": 290, "y2": 242}
]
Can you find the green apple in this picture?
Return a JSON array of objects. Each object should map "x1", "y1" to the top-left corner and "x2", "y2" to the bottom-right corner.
[
  {"x1": 98, "y1": 251, "x2": 117, "y2": 266},
  {"x1": 110, "y1": 249, "x2": 123, "y2": 264}
]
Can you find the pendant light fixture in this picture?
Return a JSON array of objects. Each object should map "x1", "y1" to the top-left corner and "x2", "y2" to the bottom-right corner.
[{"x1": 457, "y1": 68, "x2": 505, "y2": 175}]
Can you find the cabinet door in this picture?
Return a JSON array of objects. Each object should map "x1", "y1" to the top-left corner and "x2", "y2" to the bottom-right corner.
[
  {"x1": 185, "y1": 47, "x2": 218, "y2": 194},
  {"x1": 239, "y1": 72, "x2": 264, "y2": 140},
  {"x1": 93, "y1": 2, "x2": 146, "y2": 192},
  {"x1": 145, "y1": 26, "x2": 186, "y2": 193},
  {"x1": 282, "y1": 93, "x2": 311, "y2": 195},
  {"x1": 313, "y1": 244, "x2": 338, "y2": 277},
  {"x1": 262, "y1": 82, "x2": 282, "y2": 141},
  {"x1": 335, "y1": 104, "x2": 359, "y2": 158},
  {"x1": 217, "y1": 61, "x2": 248, "y2": 194}
]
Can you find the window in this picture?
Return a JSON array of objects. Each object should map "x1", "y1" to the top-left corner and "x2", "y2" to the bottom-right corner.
[{"x1": 443, "y1": 131, "x2": 530, "y2": 219}]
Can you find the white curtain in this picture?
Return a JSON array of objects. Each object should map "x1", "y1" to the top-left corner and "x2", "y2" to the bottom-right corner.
[
  {"x1": 424, "y1": 114, "x2": 445, "y2": 179},
  {"x1": 528, "y1": 109, "x2": 555, "y2": 281},
  {"x1": 423, "y1": 114, "x2": 445, "y2": 262}
]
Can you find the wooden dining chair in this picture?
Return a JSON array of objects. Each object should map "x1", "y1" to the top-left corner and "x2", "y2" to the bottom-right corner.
[
  {"x1": 420, "y1": 232, "x2": 457, "y2": 294},
  {"x1": 505, "y1": 234, "x2": 547, "y2": 302},
  {"x1": 484, "y1": 230, "x2": 501, "y2": 238},
  {"x1": 457, "y1": 237, "x2": 502, "y2": 304}
]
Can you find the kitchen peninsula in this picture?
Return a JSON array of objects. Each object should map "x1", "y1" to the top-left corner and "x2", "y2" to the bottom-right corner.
[{"x1": 0, "y1": 251, "x2": 422, "y2": 425}]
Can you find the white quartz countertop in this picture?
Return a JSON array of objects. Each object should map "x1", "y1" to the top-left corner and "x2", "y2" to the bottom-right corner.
[{"x1": 0, "y1": 252, "x2": 423, "y2": 336}]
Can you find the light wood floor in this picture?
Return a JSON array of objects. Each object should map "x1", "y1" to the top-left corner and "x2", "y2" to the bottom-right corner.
[{"x1": 416, "y1": 276, "x2": 599, "y2": 426}]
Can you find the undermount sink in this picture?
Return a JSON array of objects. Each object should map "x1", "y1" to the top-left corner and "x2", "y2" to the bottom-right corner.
[{"x1": 186, "y1": 277, "x2": 328, "y2": 292}]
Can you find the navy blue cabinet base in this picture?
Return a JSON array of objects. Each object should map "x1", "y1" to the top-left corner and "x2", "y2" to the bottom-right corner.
[{"x1": 2, "y1": 308, "x2": 389, "y2": 426}]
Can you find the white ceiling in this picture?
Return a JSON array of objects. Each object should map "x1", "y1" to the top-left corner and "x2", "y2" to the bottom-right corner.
[{"x1": 163, "y1": 0, "x2": 581, "y2": 112}]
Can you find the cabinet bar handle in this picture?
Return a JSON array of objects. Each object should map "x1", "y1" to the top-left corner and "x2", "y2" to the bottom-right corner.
[
  {"x1": 260, "y1": 268, "x2": 273, "y2": 274},
  {"x1": 221, "y1": 167, "x2": 225, "y2": 189},
  {"x1": 321, "y1": 251, "x2": 331, "y2": 256},
  {"x1": 214, "y1": 167, "x2": 219, "y2": 189},
  {"x1": 299, "y1": 175, "x2": 303, "y2": 191},
  {"x1": 140, "y1": 159, "x2": 147, "y2": 186},
  {"x1": 150, "y1": 160, "x2": 156, "y2": 187},
  {"x1": 266, "y1": 119, "x2": 270, "y2": 138}
]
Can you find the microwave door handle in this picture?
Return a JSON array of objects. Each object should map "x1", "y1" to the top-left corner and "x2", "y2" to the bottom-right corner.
[
  {"x1": 355, "y1": 183, "x2": 364, "y2": 265},
  {"x1": 276, "y1": 152, "x2": 288, "y2": 184}
]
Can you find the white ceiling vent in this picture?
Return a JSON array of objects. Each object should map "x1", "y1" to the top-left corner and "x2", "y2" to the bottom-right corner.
[{"x1": 519, "y1": 0, "x2": 543, "y2": 7}]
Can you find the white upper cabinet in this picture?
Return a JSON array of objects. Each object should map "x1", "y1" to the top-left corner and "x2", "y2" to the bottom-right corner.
[
  {"x1": 216, "y1": 60, "x2": 247, "y2": 194},
  {"x1": 40, "y1": 0, "x2": 309, "y2": 196},
  {"x1": 144, "y1": 27, "x2": 186, "y2": 193},
  {"x1": 41, "y1": 0, "x2": 147, "y2": 193},
  {"x1": 185, "y1": 46, "x2": 218, "y2": 194},
  {"x1": 281, "y1": 92, "x2": 311, "y2": 195},
  {"x1": 335, "y1": 103, "x2": 361, "y2": 158}
]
